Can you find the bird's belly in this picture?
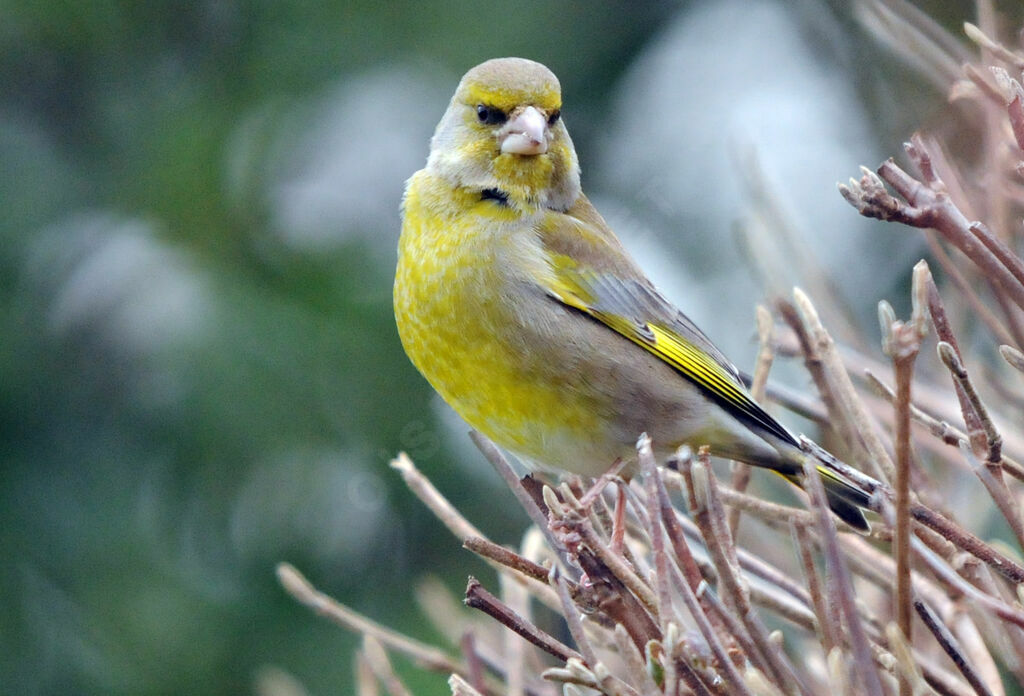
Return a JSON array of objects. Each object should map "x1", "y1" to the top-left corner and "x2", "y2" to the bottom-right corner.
[{"x1": 396, "y1": 283, "x2": 609, "y2": 467}]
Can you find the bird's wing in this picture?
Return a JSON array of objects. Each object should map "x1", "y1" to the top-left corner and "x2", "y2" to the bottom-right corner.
[{"x1": 537, "y1": 196, "x2": 796, "y2": 446}]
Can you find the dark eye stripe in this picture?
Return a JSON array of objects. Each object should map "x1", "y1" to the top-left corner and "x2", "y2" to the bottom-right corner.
[
  {"x1": 547, "y1": 109, "x2": 561, "y2": 125},
  {"x1": 476, "y1": 104, "x2": 507, "y2": 125}
]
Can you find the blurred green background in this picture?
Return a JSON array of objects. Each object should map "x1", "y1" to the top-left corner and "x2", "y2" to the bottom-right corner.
[{"x1": 0, "y1": 0, "x2": 1007, "y2": 693}]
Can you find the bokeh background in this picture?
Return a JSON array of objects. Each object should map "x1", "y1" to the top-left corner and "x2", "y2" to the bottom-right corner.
[{"x1": 3, "y1": 0, "x2": 1018, "y2": 693}]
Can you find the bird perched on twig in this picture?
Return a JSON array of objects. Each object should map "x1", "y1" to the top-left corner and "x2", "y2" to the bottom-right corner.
[{"x1": 394, "y1": 57, "x2": 870, "y2": 531}]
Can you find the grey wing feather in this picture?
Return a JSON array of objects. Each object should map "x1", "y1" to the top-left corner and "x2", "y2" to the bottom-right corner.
[{"x1": 574, "y1": 270, "x2": 745, "y2": 384}]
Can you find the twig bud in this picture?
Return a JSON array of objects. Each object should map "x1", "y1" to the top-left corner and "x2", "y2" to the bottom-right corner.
[
  {"x1": 911, "y1": 260, "x2": 931, "y2": 337},
  {"x1": 937, "y1": 341, "x2": 966, "y2": 377},
  {"x1": 999, "y1": 344, "x2": 1024, "y2": 373},
  {"x1": 542, "y1": 485, "x2": 563, "y2": 517},
  {"x1": 878, "y1": 300, "x2": 896, "y2": 355}
]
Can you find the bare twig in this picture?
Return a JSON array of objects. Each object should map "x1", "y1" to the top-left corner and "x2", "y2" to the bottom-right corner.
[
  {"x1": 277, "y1": 563, "x2": 461, "y2": 673},
  {"x1": 638, "y1": 435, "x2": 752, "y2": 696},
  {"x1": 841, "y1": 136, "x2": 1024, "y2": 314},
  {"x1": 362, "y1": 636, "x2": 414, "y2": 696},
  {"x1": 391, "y1": 452, "x2": 485, "y2": 542},
  {"x1": 914, "y1": 598, "x2": 997, "y2": 696},
  {"x1": 879, "y1": 262, "x2": 927, "y2": 696},
  {"x1": 546, "y1": 486, "x2": 660, "y2": 620},
  {"x1": 863, "y1": 370, "x2": 1024, "y2": 482},
  {"x1": 785, "y1": 290, "x2": 897, "y2": 482},
  {"x1": 468, "y1": 432, "x2": 568, "y2": 557},
  {"x1": 792, "y1": 522, "x2": 838, "y2": 654},
  {"x1": 549, "y1": 572, "x2": 639, "y2": 696},
  {"x1": 729, "y1": 305, "x2": 776, "y2": 536},
  {"x1": 449, "y1": 674, "x2": 486, "y2": 696},
  {"x1": 799, "y1": 456, "x2": 884, "y2": 696},
  {"x1": 912, "y1": 539, "x2": 1024, "y2": 628},
  {"x1": 679, "y1": 451, "x2": 813, "y2": 696},
  {"x1": 464, "y1": 577, "x2": 580, "y2": 663},
  {"x1": 459, "y1": 633, "x2": 486, "y2": 696}
]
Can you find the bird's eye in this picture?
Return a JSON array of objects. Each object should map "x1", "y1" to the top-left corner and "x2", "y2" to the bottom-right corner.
[
  {"x1": 547, "y1": 109, "x2": 561, "y2": 126},
  {"x1": 476, "y1": 104, "x2": 507, "y2": 125}
]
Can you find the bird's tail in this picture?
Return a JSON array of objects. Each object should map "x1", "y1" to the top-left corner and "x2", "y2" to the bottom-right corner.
[{"x1": 780, "y1": 464, "x2": 871, "y2": 532}]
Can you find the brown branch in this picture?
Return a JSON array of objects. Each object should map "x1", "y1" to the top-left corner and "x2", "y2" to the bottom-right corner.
[
  {"x1": 391, "y1": 452, "x2": 486, "y2": 542},
  {"x1": 906, "y1": 500, "x2": 1024, "y2": 583},
  {"x1": 728, "y1": 305, "x2": 775, "y2": 537},
  {"x1": 914, "y1": 598, "x2": 997, "y2": 696},
  {"x1": 678, "y1": 451, "x2": 814, "y2": 696},
  {"x1": 464, "y1": 578, "x2": 580, "y2": 663},
  {"x1": 923, "y1": 234, "x2": 1017, "y2": 346},
  {"x1": 927, "y1": 273, "x2": 997, "y2": 458},
  {"x1": 912, "y1": 539, "x2": 1024, "y2": 628},
  {"x1": 549, "y1": 573, "x2": 640, "y2": 696},
  {"x1": 929, "y1": 277, "x2": 1024, "y2": 548},
  {"x1": 799, "y1": 456, "x2": 884, "y2": 696},
  {"x1": 277, "y1": 563, "x2": 461, "y2": 674},
  {"x1": 863, "y1": 369, "x2": 1024, "y2": 483},
  {"x1": 776, "y1": 298, "x2": 862, "y2": 466},
  {"x1": 841, "y1": 137, "x2": 1024, "y2": 315},
  {"x1": 362, "y1": 635, "x2": 415, "y2": 696},
  {"x1": 546, "y1": 486, "x2": 660, "y2": 620},
  {"x1": 792, "y1": 522, "x2": 839, "y2": 654},
  {"x1": 468, "y1": 432, "x2": 568, "y2": 557},
  {"x1": 461, "y1": 536, "x2": 592, "y2": 610},
  {"x1": 611, "y1": 624, "x2": 661, "y2": 695},
  {"x1": 789, "y1": 289, "x2": 897, "y2": 482},
  {"x1": 637, "y1": 435, "x2": 752, "y2": 696},
  {"x1": 880, "y1": 269, "x2": 927, "y2": 696},
  {"x1": 458, "y1": 633, "x2": 486, "y2": 696}
]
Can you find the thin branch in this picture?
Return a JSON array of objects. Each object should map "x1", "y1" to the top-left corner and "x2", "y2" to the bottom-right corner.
[
  {"x1": 792, "y1": 522, "x2": 839, "y2": 654},
  {"x1": 449, "y1": 675, "x2": 486, "y2": 696},
  {"x1": 912, "y1": 539, "x2": 1024, "y2": 628},
  {"x1": 638, "y1": 435, "x2": 753, "y2": 696},
  {"x1": 549, "y1": 572, "x2": 639, "y2": 696},
  {"x1": 914, "y1": 598, "x2": 997, "y2": 696},
  {"x1": 908, "y1": 503, "x2": 1024, "y2": 584},
  {"x1": 863, "y1": 370, "x2": 1024, "y2": 482},
  {"x1": 841, "y1": 136, "x2": 1024, "y2": 314},
  {"x1": 879, "y1": 267, "x2": 926, "y2": 696},
  {"x1": 464, "y1": 578, "x2": 580, "y2": 663},
  {"x1": 458, "y1": 633, "x2": 486, "y2": 696},
  {"x1": 784, "y1": 290, "x2": 897, "y2": 482},
  {"x1": 612, "y1": 624, "x2": 661, "y2": 696},
  {"x1": 729, "y1": 305, "x2": 775, "y2": 536},
  {"x1": 277, "y1": 563, "x2": 461, "y2": 673},
  {"x1": 922, "y1": 234, "x2": 1017, "y2": 346},
  {"x1": 678, "y1": 451, "x2": 814, "y2": 696},
  {"x1": 468, "y1": 432, "x2": 568, "y2": 557},
  {"x1": 799, "y1": 456, "x2": 884, "y2": 696},
  {"x1": 391, "y1": 452, "x2": 485, "y2": 542},
  {"x1": 362, "y1": 635, "x2": 415, "y2": 696}
]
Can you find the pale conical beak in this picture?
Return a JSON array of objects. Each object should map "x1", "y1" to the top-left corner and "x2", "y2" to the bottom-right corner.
[{"x1": 499, "y1": 106, "x2": 548, "y2": 155}]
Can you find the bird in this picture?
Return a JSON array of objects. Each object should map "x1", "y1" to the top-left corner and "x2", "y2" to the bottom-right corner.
[{"x1": 394, "y1": 57, "x2": 870, "y2": 531}]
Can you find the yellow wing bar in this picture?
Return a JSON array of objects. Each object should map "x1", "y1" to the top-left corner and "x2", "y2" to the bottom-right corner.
[{"x1": 549, "y1": 276, "x2": 794, "y2": 445}]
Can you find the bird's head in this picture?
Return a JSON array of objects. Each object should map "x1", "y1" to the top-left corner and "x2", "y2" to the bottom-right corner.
[{"x1": 426, "y1": 57, "x2": 581, "y2": 212}]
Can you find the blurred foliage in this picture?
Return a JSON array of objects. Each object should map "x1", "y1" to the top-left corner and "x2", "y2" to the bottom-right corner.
[{"x1": 0, "y1": 0, "x2": 1004, "y2": 694}]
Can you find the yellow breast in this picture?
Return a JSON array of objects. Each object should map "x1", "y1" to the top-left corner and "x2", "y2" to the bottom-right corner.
[{"x1": 394, "y1": 171, "x2": 601, "y2": 466}]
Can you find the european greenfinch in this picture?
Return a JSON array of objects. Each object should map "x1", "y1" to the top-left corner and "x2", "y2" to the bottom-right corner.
[{"x1": 394, "y1": 57, "x2": 869, "y2": 530}]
